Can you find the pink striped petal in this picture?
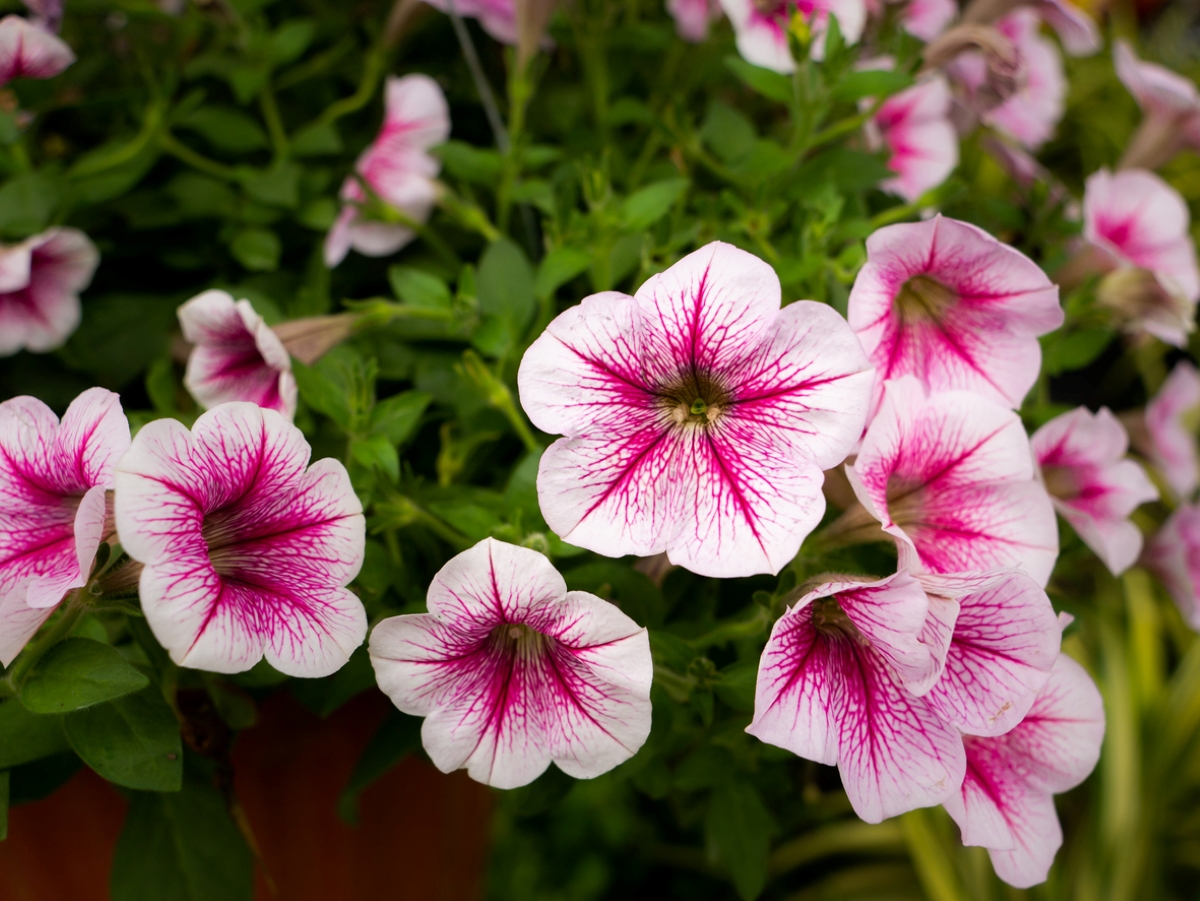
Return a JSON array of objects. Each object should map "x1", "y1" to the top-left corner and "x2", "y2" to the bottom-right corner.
[
  {"x1": 899, "y1": 0, "x2": 956, "y2": 42},
  {"x1": 0, "y1": 228, "x2": 98, "y2": 357},
  {"x1": 0, "y1": 14, "x2": 73, "y2": 85},
  {"x1": 874, "y1": 75, "x2": 959, "y2": 202},
  {"x1": 1145, "y1": 362, "x2": 1200, "y2": 500}
]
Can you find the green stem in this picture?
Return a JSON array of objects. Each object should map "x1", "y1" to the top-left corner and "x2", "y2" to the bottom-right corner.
[
  {"x1": 445, "y1": 0, "x2": 509, "y2": 152},
  {"x1": 2, "y1": 594, "x2": 85, "y2": 696},
  {"x1": 69, "y1": 97, "x2": 166, "y2": 179},
  {"x1": 688, "y1": 605, "x2": 772, "y2": 650},
  {"x1": 259, "y1": 86, "x2": 289, "y2": 161},
  {"x1": 807, "y1": 100, "x2": 884, "y2": 152},
  {"x1": 305, "y1": 43, "x2": 387, "y2": 133},
  {"x1": 159, "y1": 132, "x2": 240, "y2": 181},
  {"x1": 275, "y1": 36, "x2": 355, "y2": 91},
  {"x1": 496, "y1": 65, "x2": 532, "y2": 232}
]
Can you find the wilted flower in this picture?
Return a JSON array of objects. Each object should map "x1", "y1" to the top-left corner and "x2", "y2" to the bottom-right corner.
[
  {"x1": 867, "y1": 73, "x2": 959, "y2": 202},
  {"x1": 0, "y1": 227, "x2": 99, "y2": 357},
  {"x1": 667, "y1": 0, "x2": 723, "y2": 41},
  {"x1": 959, "y1": 0, "x2": 1099, "y2": 56},
  {"x1": 177, "y1": 290, "x2": 298, "y2": 421},
  {"x1": 422, "y1": 0, "x2": 516, "y2": 44},
  {"x1": 369, "y1": 538, "x2": 652, "y2": 789},
  {"x1": 846, "y1": 379, "x2": 1059, "y2": 586},
  {"x1": 518, "y1": 241, "x2": 874, "y2": 578},
  {"x1": 1144, "y1": 503, "x2": 1200, "y2": 629},
  {"x1": 719, "y1": 0, "x2": 866, "y2": 74},
  {"x1": 0, "y1": 389, "x2": 129, "y2": 666},
  {"x1": 0, "y1": 14, "x2": 73, "y2": 85},
  {"x1": 1114, "y1": 39, "x2": 1200, "y2": 171},
  {"x1": 847, "y1": 215, "x2": 1062, "y2": 411},
  {"x1": 325, "y1": 74, "x2": 450, "y2": 267},
  {"x1": 944, "y1": 653, "x2": 1105, "y2": 888},
  {"x1": 1144, "y1": 362, "x2": 1200, "y2": 500},
  {"x1": 114, "y1": 403, "x2": 367, "y2": 677},
  {"x1": 1032, "y1": 406, "x2": 1159, "y2": 576}
]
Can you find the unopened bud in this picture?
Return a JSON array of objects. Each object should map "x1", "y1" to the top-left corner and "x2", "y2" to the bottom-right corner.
[
  {"x1": 925, "y1": 24, "x2": 1022, "y2": 112},
  {"x1": 272, "y1": 313, "x2": 358, "y2": 366}
]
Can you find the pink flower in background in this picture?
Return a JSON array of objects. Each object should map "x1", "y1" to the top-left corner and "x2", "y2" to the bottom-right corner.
[
  {"x1": 847, "y1": 379, "x2": 1059, "y2": 586},
  {"x1": 847, "y1": 215, "x2": 1062, "y2": 411},
  {"x1": 0, "y1": 14, "x2": 73, "y2": 85},
  {"x1": 719, "y1": 0, "x2": 866, "y2": 74},
  {"x1": 897, "y1": 0, "x2": 956, "y2": 42},
  {"x1": 1031, "y1": 407, "x2": 1158, "y2": 575},
  {"x1": 944, "y1": 653, "x2": 1105, "y2": 888},
  {"x1": 370, "y1": 538, "x2": 652, "y2": 789},
  {"x1": 0, "y1": 227, "x2": 99, "y2": 357},
  {"x1": 667, "y1": 0, "x2": 723, "y2": 42},
  {"x1": 422, "y1": 0, "x2": 516, "y2": 44},
  {"x1": 20, "y1": 0, "x2": 63, "y2": 33},
  {"x1": 114, "y1": 403, "x2": 367, "y2": 677},
  {"x1": 748, "y1": 569, "x2": 966, "y2": 823},
  {"x1": 0, "y1": 389, "x2": 129, "y2": 666},
  {"x1": 178, "y1": 290, "x2": 298, "y2": 421},
  {"x1": 869, "y1": 74, "x2": 959, "y2": 202},
  {"x1": 518, "y1": 241, "x2": 874, "y2": 578},
  {"x1": 1145, "y1": 361, "x2": 1200, "y2": 499},
  {"x1": 325, "y1": 74, "x2": 450, "y2": 268},
  {"x1": 1031, "y1": 0, "x2": 1099, "y2": 56},
  {"x1": 1113, "y1": 40, "x2": 1200, "y2": 168},
  {"x1": 1082, "y1": 169, "x2": 1199, "y2": 347},
  {"x1": 1144, "y1": 503, "x2": 1200, "y2": 628}
]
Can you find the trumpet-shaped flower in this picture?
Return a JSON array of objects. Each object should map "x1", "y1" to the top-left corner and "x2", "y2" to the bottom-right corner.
[
  {"x1": 518, "y1": 241, "x2": 874, "y2": 579},
  {"x1": 369, "y1": 538, "x2": 652, "y2": 789},
  {"x1": 667, "y1": 0, "x2": 723, "y2": 41},
  {"x1": 847, "y1": 215, "x2": 1061, "y2": 411},
  {"x1": 178, "y1": 290, "x2": 298, "y2": 421},
  {"x1": 0, "y1": 389, "x2": 129, "y2": 666},
  {"x1": 0, "y1": 14, "x2": 73, "y2": 85},
  {"x1": 1031, "y1": 407, "x2": 1158, "y2": 576},
  {"x1": 114, "y1": 403, "x2": 367, "y2": 677},
  {"x1": 0, "y1": 227, "x2": 99, "y2": 357},
  {"x1": 847, "y1": 379, "x2": 1059, "y2": 586},
  {"x1": 868, "y1": 74, "x2": 959, "y2": 202},
  {"x1": 1145, "y1": 361, "x2": 1200, "y2": 499},
  {"x1": 718, "y1": 0, "x2": 866, "y2": 74},
  {"x1": 325, "y1": 74, "x2": 450, "y2": 268},
  {"x1": 944, "y1": 653, "x2": 1105, "y2": 888},
  {"x1": 1114, "y1": 40, "x2": 1200, "y2": 169},
  {"x1": 1143, "y1": 503, "x2": 1200, "y2": 629}
]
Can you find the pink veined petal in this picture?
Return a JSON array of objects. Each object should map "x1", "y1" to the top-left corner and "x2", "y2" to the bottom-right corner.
[
  {"x1": 424, "y1": 537, "x2": 568, "y2": 629},
  {"x1": 899, "y1": 0, "x2": 956, "y2": 42},
  {"x1": 323, "y1": 205, "x2": 357, "y2": 267},
  {"x1": 0, "y1": 227, "x2": 98, "y2": 357},
  {"x1": 0, "y1": 14, "x2": 73, "y2": 85},
  {"x1": 719, "y1": 0, "x2": 795, "y2": 74},
  {"x1": 380, "y1": 74, "x2": 452, "y2": 154},
  {"x1": 1145, "y1": 361, "x2": 1200, "y2": 500},
  {"x1": 984, "y1": 11, "x2": 1066, "y2": 151},
  {"x1": 1034, "y1": 0, "x2": 1100, "y2": 56},
  {"x1": 875, "y1": 76, "x2": 959, "y2": 202},
  {"x1": 0, "y1": 587, "x2": 55, "y2": 667}
]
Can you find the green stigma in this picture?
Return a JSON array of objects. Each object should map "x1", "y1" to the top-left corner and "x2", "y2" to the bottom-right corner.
[{"x1": 690, "y1": 398, "x2": 708, "y2": 416}]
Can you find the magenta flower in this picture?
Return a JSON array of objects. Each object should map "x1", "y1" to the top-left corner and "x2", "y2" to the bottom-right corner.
[
  {"x1": 1114, "y1": 40, "x2": 1200, "y2": 170},
  {"x1": 325, "y1": 74, "x2": 450, "y2": 268},
  {"x1": 0, "y1": 389, "x2": 129, "y2": 666},
  {"x1": 369, "y1": 538, "x2": 652, "y2": 789},
  {"x1": 518, "y1": 241, "x2": 875, "y2": 579},
  {"x1": 944, "y1": 653, "x2": 1105, "y2": 888},
  {"x1": 1144, "y1": 503, "x2": 1200, "y2": 629},
  {"x1": 847, "y1": 379, "x2": 1059, "y2": 586},
  {"x1": 421, "y1": 0, "x2": 516, "y2": 44},
  {"x1": 718, "y1": 0, "x2": 866, "y2": 73},
  {"x1": 868, "y1": 74, "x2": 959, "y2": 202},
  {"x1": 667, "y1": 0, "x2": 723, "y2": 42},
  {"x1": 1031, "y1": 407, "x2": 1158, "y2": 576},
  {"x1": 113, "y1": 403, "x2": 367, "y2": 677},
  {"x1": 1082, "y1": 168, "x2": 1200, "y2": 347},
  {"x1": 1145, "y1": 361, "x2": 1200, "y2": 500},
  {"x1": 0, "y1": 14, "x2": 73, "y2": 85},
  {"x1": 897, "y1": 0, "x2": 956, "y2": 42},
  {"x1": 847, "y1": 215, "x2": 1062, "y2": 411},
  {"x1": 178, "y1": 290, "x2": 297, "y2": 421},
  {"x1": 0, "y1": 227, "x2": 99, "y2": 357}
]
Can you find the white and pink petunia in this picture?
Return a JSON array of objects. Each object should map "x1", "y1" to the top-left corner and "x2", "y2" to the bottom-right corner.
[
  {"x1": 667, "y1": 0, "x2": 723, "y2": 42},
  {"x1": 114, "y1": 402, "x2": 367, "y2": 677},
  {"x1": 1144, "y1": 503, "x2": 1200, "y2": 629},
  {"x1": 0, "y1": 14, "x2": 73, "y2": 85},
  {"x1": 369, "y1": 538, "x2": 652, "y2": 789},
  {"x1": 1114, "y1": 40, "x2": 1200, "y2": 169},
  {"x1": 518, "y1": 241, "x2": 875, "y2": 579},
  {"x1": 421, "y1": 0, "x2": 516, "y2": 44},
  {"x1": 846, "y1": 378, "x2": 1059, "y2": 586},
  {"x1": 0, "y1": 389, "x2": 129, "y2": 666},
  {"x1": 944, "y1": 653, "x2": 1105, "y2": 888},
  {"x1": 1031, "y1": 407, "x2": 1159, "y2": 576},
  {"x1": 325, "y1": 74, "x2": 450, "y2": 268},
  {"x1": 867, "y1": 74, "x2": 959, "y2": 203},
  {"x1": 1082, "y1": 168, "x2": 1200, "y2": 347},
  {"x1": 178, "y1": 290, "x2": 297, "y2": 421},
  {"x1": 896, "y1": 0, "x2": 956, "y2": 42},
  {"x1": 1030, "y1": 0, "x2": 1100, "y2": 57},
  {"x1": 1144, "y1": 361, "x2": 1200, "y2": 500},
  {"x1": 718, "y1": 0, "x2": 866, "y2": 74},
  {"x1": 0, "y1": 227, "x2": 99, "y2": 357},
  {"x1": 847, "y1": 215, "x2": 1062, "y2": 411}
]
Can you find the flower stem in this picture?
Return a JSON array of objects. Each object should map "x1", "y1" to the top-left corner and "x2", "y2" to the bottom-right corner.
[
  {"x1": 259, "y1": 85, "x2": 290, "y2": 161},
  {"x1": 445, "y1": 0, "x2": 510, "y2": 153}
]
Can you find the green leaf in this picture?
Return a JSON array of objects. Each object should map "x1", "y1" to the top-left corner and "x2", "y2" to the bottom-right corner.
[
  {"x1": 477, "y1": 237, "x2": 536, "y2": 340},
  {"x1": 337, "y1": 709, "x2": 423, "y2": 824},
  {"x1": 240, "y1": 163, "x2": 301, "y2": 209},
  {"x1": 0, "y1": 700, "x2": 70, "y2": 769},
  {"x1": 370, "y1": 391, "x2": 432, "y2": 445},
  {"x1": 725, "y1": 55, "x2": 793, "y2": 103},
  {"x1": 65, "y1": 688, "x2": 182, "y2": 791},
  {"x1": 229, "y1": 227, "x2": 281, "y2": 272},
  {"x1": 19, "y1": 638, "x2": 150, "y2": 714},
  {"x1": 293, "y1": 358, "x2": 352, "y2": 428},
  {"x1": 0, "y1": 171, "x2": 62, "y2": 237},
  {"x1": 621, "y1": 179, "x2": 689, "y2": 231},
  {"x1": 269, "y1": 19, "x2": 315, "y2": 67},
  {"x1": 9, "y1": 753, "x2": 81, "y2": 805},
  {"x1": 1041, "y1": 327, "x2": 1114, "y2": 376},
  {"x1": 433, "y1": 141, "x2": 503, "y2": 184},
  {"x1": 706, "y1": 781, "x2": 773, "y2": 900},
  {"x1": 350, "y1": 433, "x2": 400, "y2": 481},
  {"x1": 701, "y1": 101, "x2": 757, "y2": 164},
  {"x1": 176, "y1": 107, "x2": 269, "y2": 153},
  {"x1": 534, "y1": 246, "x2": 592, "y2": 301},
  {"x1": 291, "y1": 122, "x2": 343, "y2": 156},
  {"x1": 427, "y1": 500, "x2": 503, "y2": 540},
  {"x1": 110, "y1": 776, "x2": 254, "y2": 901},
  {"x1": 564, "y1": 563, "x2": 665, "y2": 629},
  {"x1": 389, "y1": 266, "x2": 453, "y2": 310},
  {"x1": 61, "y1": 293, "x2": 177, "y2": 388},
  {"x1": 829, "y1": 69, "x2": 915, "y2": 102}
]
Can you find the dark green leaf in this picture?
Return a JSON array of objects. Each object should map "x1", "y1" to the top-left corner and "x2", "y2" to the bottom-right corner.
[
  {"x1": 240, "y1": 163, "x2": 301, "y2": 209},
  {"x1": 706, "y1": 781, "x2": 772, "y2": 900},
  {"x1": 477, "y1": 238, "x2": 536, "y2": 340},
  {"x1": 0, "y1": 700, "x2": 70, "y2": 769},
  {"x1": 725, "y1": 55, "x2": 793, "y2": 103},
  {"x1": 8, "y1": 752, "x2": 80, "y2": 805},
  {"x1": 269, "y1": 20, "x2": 316, "y2": 67},
  {"x1": 337, "y1": 709, "x2": 422, "y2": 824},
  {"x1": 65, "y1": 688, "x2": 182, "y2": 791},
  {"x1": 0, "y1": 171, "x2": 62, "y2": 237},
  {"x1": 291, "y1": 122, "x2": 343, "y2": 156},
  {"x1": 176, "y1": 107, "x2": 269, "y2": 153},
  {"x1": 388, "y1": 266, "x2": 453, "y2": 310},
  {"x1": 230, "y1": 227, "x2": 281, "y2": 272},
  {"x1": 20, "y1": 638, "x2": 149, "y2": 714},
  {"x1": 564, "y1": 563, "x2": 665, "y2": 629},
  {"x1": 427, "y1": 500, "x2": 502, "y2": 540},
  {"x1": 370, "y1": 391, "x2": 432, "y2": 445},
  {"x1": 350, "y1": 433, "x2": 400, "y2": 481},
  {"x1": 701, "y1": 101, "x2": 757, "y2": 164},
  {"x1": 829, "y1": 69, "x2": 915, "y2": 102},
  {"x1": 433, "y1": 141, "x2": 504, "y2": 184},
  {"x1": 713, "y1": 660, "x2": 758, "y2": 713},
  {"x1": 622, "y1": 179, "x2": 689, "y2": 231},
  {"x1": 61, "y1": 294, "x2": 177, "y2": 388},
  {"x1": 1042, "y1": 327, "x2": 1114, "y2": 375},
  {"x1": 293, "y1": 357, "x2": 352, "y2": 429},
  {"x1": 534, "y1": 246, "x2": 592, "y2": 301}
]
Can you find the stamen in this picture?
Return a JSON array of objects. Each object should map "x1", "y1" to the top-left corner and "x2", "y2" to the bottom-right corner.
[{"x1": 894, "y1": 275, "x2": 958, "y2": 323}]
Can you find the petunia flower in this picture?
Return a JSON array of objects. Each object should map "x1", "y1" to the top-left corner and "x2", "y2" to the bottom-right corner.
[
  {"x1": 944, "y1": 653, "x2": 1105, "y2": 888},
  {"x1": 0, "y1": 227, "x2": 99, "y2": 357},
  {"x1": 866, "y1": 74, "x2": 959, "y2": 202},
  {"x1": 1114, "y1": 39, "x2": 1200, "y2": 171},
  {"x1": 0, "y1": 389, "x2": 129, "y2": 666},
  {"x1": 1144, "y1": 362, "x2": 1200, "y2": 500},
  {"x1": 845, "y1": 378, "x2": 1059, "y2": 586},
  {"x1": 325, "y1": 74, "x2": 450, "y2": 268},
  {"x1": 20, "y1": 0, "x2": 63, "y2": 33},
  {"x1": 667, "y1": 0, "x2": 723, "y2": 42},
  {"x1": 1143, "y1": 503, "x2": 1200, "y2": 629},
  {"x1": 1081, "y1": 168, "x2": 1200, "y2": 348},
  {"x1": 846, "y1": 215, "x2": 1062, "y2": 411},
  {"x1": 421, "y1": 0, "x2": 517, "y2": 45},
  {"x1": 113, "y1": 403, "x2": 367, "y2": 677},
  {"x1": 718, "y1": 0, "x2": 866, "y2": 74},
  {"x1": 958, "y1": 0, "x2": 1100, "y2": 56},
  {"x1": 1031, "y1": 407, "x2": 1159, "y2": 576},
  {"x1": 369, "y1": 538, "x2": 652, "y2": 789},
  {"x1": 518, "y1": 241, "x2": 875, "y2": 579},
  {"x1": 177, "y1": 290, "x2": 299, "y2": 421},
  {"x1": 0, "y1": 14, "x2": 73, "y2": 85},
  {"x1": 897, "y1": 0, "x2": 956, "y2": 42}
]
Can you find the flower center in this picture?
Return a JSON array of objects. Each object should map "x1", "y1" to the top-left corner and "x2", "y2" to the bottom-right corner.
[
  {"x1": 809, "y1": 595, "x2": 862, "y2": 641},
  {"x1": 885, "y1": 476, "x2": 926, "y2": 529},
  {"x1": 489, "y1": 621, "x2": 552, "y2": 659},
  {"x1": 894, "y1": 275, "x2": 958, "y2": 324},
  {"x1": 1040, "y1": 465, "x2": 1079, "y2": 501},
  {"x1": 660, "y1": 371, "x2": 731, "y2": 427}
]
